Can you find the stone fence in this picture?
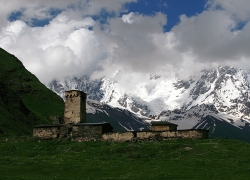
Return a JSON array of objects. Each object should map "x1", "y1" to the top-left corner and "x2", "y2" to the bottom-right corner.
[
  {"x1": 34, "y1": 122, "x2": 209, "y2": 142},
  {"x1": 102, "y1": 129, "x2": 209, "y2": 142}
]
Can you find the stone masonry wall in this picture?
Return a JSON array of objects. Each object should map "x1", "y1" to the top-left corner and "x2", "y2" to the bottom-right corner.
[
  {"x1": 33, "y1": 126, "x2": 61, "y2": 139},
  {"x1": 34, "y1": 127, "x2": 208, "y2": 141},
  {"x1": 102, "y1": 129, "x2": 209, "y2": 142},
  {"x1": 72, "y1": 125, "x2": 103, "y2": 141},
  {"x1": 176, "y1": 129, "x2": 209, "y2": 139},
  {"x1": 64, "y1": 91, "x2": 86, "y2": 124},
  {"x1": 102, "y1": 132, "x2": 135, "y2": 141},
  {"x1": 161, "y1": 131, "x2": 177, "y2": 139}
]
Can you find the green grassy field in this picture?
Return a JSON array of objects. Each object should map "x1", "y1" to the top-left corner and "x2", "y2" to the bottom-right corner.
[{"x1": 0, "y1": 137, "x2": 250, "y2": 179}]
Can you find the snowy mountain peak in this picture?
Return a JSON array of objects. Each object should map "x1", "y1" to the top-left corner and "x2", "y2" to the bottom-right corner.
[{"x1": 48, "y1": 66, "x2": 250, "y2": 132}]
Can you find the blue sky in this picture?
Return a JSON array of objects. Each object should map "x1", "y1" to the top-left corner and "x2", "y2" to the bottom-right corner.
[
  {"x1": 0, "y1": 0, "x2": 250, "y2": 84},
  {"x1": 125, "y1": 0, "x2": 207, "y2": 31},
  {"x1": 7, "y1": 0, "x2": 207, "y2": 31}
]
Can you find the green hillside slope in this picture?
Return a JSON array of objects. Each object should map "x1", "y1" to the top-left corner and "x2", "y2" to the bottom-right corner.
[{"x1": 0, "y1": 48, "x2": 64, "y2": 136}]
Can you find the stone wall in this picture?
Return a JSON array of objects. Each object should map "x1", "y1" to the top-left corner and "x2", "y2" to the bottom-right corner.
[
  {"x1": 136, "y1": 131, "x2": 155, "y2": 139},
  {"x1": 136, "y1": 131, "x2": 178, "y2": 140},
  {"x1": 33, "y1": 123, "x2": 113, "y2": 141},
  {"x1": 161, "y1": 131, "x2": 177, "y2": 139},
  {"x1": 102, "y1": 132, "x2": 135, "y2": 141},
  {"x1": 33, "y1": 125, "x2": 208, "y2": 141},
  {"x1": 176, "y1": 129, "x2": 209, "y2": 139},
  {"x1": 72, "y1": 125, "x2": 103, "y2": 141},
  {"x1": 33, "y1": 125, "x2": 62, "y2": 139},
  {"x1": 103, "y1": 129, "x2": 209, "y2": 142},
  {"x1": 34, "y1": 127, "x2": 209, "y2": 141}
]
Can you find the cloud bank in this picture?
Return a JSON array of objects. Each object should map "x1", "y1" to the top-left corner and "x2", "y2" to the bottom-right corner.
[{"x1": 0, "y1": 0, "x2": 250, "y2": 84}]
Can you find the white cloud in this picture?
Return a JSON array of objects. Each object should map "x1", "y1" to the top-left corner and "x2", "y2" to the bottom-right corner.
[
  {"x1": 172, "y1": 10, "x2": 236, "y2": 61},
  {"x1": 1, "y1": 0, "x2": 250, "y2": 87},
  {"x1": 121, "y1": 12, "x2": 134, "y2": 24},
  {"x1": 207, "y1": 0, "x2": 250, "y2": 22},
  {"x1": 84, "y1": 0, "x2": 137, "y2": 15},
  {"x1": 0, "y1": 0, "x2": 75, "y2": 27},
  {"x1": 0, "y1": 0, "x2": 136, "y2": 27},
  {"x1": 0, "y1": 13, "x2": 106, "y2": 83},
  {"x1": 170, "y1": 1, "x2": 250, "y2": 68},
  {"x1": 93, "y1": 12, "x2": 170, "y2": 73}
]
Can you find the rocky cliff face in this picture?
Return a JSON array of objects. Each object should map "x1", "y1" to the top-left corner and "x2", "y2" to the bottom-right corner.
[{"x1": 185, "y1": 66, "x2": 250, "y2": 121}]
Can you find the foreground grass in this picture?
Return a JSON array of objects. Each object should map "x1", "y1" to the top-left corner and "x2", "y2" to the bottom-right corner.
[{"x1": 0, "y1": 137, "x2": 250, "y2": 179}]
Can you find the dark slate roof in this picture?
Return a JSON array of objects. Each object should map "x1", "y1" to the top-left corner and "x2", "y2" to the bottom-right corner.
[
  {"x1": 72, "y1": 122, "x2": 112, "y2": 126},
  {"x1": 177, "y1": 129, "x2": 209, "y2": 132},
  {"x1": 65, "y1": 90, "x2": 87, "y2": 94},
  {"x1": 34, "y1": 124, "x2": 63, "y2": 128},
  {"x1": 151, "y1": 121, "x2": 178, "y2": 126}
]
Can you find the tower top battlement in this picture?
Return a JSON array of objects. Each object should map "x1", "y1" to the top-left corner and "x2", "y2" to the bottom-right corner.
[{"x1": 65, "y1": 90, "x2": 87, "y2": 99}]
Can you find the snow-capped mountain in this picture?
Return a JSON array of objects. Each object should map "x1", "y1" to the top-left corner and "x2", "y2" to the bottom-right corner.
[
  {"x1": 86, "y1": 99, "x2": 150, "y2": 131},
  {"x1": 157, "y1": 103, "x2": 250, "y2": 142},
  {"x1": 48, "y1": 66, "x2": 250, "y2": 142},
  {"x1": 49, "y1": 76, "x2": 104, "y2": 101}
]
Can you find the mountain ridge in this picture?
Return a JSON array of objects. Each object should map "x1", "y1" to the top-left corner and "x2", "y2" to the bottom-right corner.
[{"x1": 48, "y1": 66, "x2": 250, "y2": 142}]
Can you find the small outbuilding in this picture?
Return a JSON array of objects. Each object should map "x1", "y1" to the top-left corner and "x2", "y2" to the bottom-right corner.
[
  {"x1": 72, "y1": 122, "x2": 114, "y2": 140},
  {"x1": 33, "y1": 124, "x2": 63, "y2": 139},
  {"x1": 151, "y1": 121, "x2": 178, "y2": 131},
  {"x1": 33, "y1": 90, "x2": 114, "y2": 140}
]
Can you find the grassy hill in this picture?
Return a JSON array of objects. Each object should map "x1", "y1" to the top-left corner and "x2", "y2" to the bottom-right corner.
[
  {"x1": 0, "y1": 137, "x2": 250, "y2": 179},
  {"x1": 0, "y1": 48, "x2": 64, "y2": 136}
]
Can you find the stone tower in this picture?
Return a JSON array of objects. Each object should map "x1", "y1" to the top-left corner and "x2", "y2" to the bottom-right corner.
[{"x1": 64, "y1": 90, "x2": 87, "y2": 124}]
